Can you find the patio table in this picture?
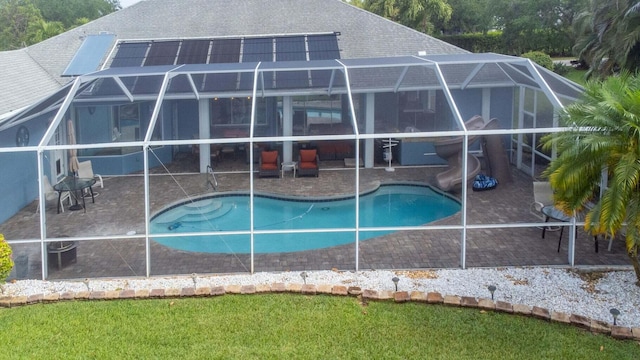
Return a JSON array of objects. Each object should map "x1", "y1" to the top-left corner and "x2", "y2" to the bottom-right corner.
[
  {"x1": 541, "y1": 205, "x2": 600, "y2": 253},
  {"x1": 53, "y1": 177, "x2": 96, "y2": 213}
]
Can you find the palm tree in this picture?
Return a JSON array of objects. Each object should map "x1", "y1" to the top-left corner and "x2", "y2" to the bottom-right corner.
[
  {"x1": 363, "y1": 0, "x2": 452, "y2": 35},
  {"x1": 542, "y1": 72, "x2": 640, "y2": 285},
  {"x1": 573, "y1": 0, "x2": 640, "y2": 78},
  {"x1": 27, "y1": 19, "x2": 64, "y2": 44}
]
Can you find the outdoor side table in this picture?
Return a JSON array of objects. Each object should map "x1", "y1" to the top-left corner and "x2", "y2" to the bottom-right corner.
[{"x1": 281, "y1": 161, "x2": 297, "y2": 178}]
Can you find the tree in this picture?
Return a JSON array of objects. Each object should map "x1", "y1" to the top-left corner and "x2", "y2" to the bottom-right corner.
[
  {"x1": 0, "y1": 0, "x2": 43, "y2": 50},
  {"x1": 362, "y1": 0, "x2": 453, "y2": 35},
  {"x1": 542, "y1": 72, "x2": 640, "y2": 285},
  {"x1": 0, "y1": 0, "x2": 120, "y2": 50},
  {"x1": 573, "y1": 0, "x2": 640, "y2": 78},
  {"x1": 31, "y1": 0, "x2": 120, "y2": 28},
  {"x1": 436, "y1": 0, "x2": 494, "y2": 34},
  {"x1": 27, "y1": 18, "x2": 64, "y2": 44},
  {"x1": 491, "y1": 0, "x2": 587, "y2": 55}
]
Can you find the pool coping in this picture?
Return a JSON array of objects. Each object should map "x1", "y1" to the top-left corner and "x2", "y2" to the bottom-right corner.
[
  {"x1": 150, "y1": 180, "x2": 461, "y2": 222},
  {"x1": 148, "y1": 181, "x2": 463, "y2": 253}
]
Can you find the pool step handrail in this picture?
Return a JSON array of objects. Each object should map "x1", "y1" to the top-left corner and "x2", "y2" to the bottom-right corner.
[{"x1": 207, "y1": 165, "x2": 218, "y2": 191}]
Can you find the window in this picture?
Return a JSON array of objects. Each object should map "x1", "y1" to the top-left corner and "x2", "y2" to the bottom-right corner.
[
  {"x1": 210, "y1": 97, "x2": 267, "y2": 126},
  {"x1": 113, "y1": 103, "x2": 140, "y2": 142}
]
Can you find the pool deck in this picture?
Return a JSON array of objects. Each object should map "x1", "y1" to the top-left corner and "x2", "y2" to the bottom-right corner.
[{"x1": 1, "y1": 152, "x2": 632, "y2": 280}]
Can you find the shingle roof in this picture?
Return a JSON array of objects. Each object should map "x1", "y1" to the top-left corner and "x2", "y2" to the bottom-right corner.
[
  {"x1": 0, "y1": 49, "x2": 63, "y2": 114},
  {"x1": 0, "y1": 0, "x2": 466, "y2": 116}
]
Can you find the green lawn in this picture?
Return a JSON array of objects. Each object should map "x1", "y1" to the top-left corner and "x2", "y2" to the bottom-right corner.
[
  {"x1": 1, "y1": 294, "x2": 638, "y2": 359},
  {"x1": 564, "y1": 67, "x2": 588, "y2": 86}
]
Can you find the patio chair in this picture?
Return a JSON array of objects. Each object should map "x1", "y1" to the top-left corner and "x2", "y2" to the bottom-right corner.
[
  {"x1": 36, "y1": 175, "x2": 70, "y2": 213},
  {"x1": 530, "y1": 181, "x2": 554, "y2": 221},
  {"x1": 259, "y1": 150, "x2": 280, "y2": 178},
  {"x1": 298, "y1": 149, "x2": 319, "y2": 177},
  {"x1": 77, "y1": 160, "x2": 103, "y2": 197}
]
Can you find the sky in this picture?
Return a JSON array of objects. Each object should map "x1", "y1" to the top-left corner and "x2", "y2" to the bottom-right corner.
[{"x1": 120, "y1": 0, "x2": 143, "y2": 8}]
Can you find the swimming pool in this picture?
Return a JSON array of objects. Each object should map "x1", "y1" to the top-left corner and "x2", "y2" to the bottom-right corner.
[{"x1": 150, "y1": 183, "x2": 460, "y2": 254}]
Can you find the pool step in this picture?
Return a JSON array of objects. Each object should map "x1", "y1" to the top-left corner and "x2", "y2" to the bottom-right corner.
[
  {"x1": 182, "y1": 199, "x2": 220, "y2": 211},
  {"x1": 180, "y1": 204, "x2": 234, "y2": 223},
  {"x1": 154, "y1": 200, "x2": 228, "y2": 224}
]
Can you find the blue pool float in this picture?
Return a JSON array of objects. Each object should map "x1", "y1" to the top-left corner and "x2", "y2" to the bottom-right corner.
[{"x1": 472, "y1": 174, "x2": 498, "y2": 191}]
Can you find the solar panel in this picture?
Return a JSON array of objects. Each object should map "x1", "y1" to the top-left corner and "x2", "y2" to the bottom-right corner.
[
  {"x1": 131, "y1": 76, "x2": 164, "y2": 95},
  {"x1": 308, "y1": 34, "x2": 340, "y2": 60},
  {"x1": 275, "y1": 36, "x2": 307, "y2": 89},
  {"x1": 167, "y1": 74, "x2": 195, "y2": 94},
  {"x1": 200, "y1": 73, "x2": 241, "y2": 92},
  {"x1": 307, "y1": 34, "x2": 340, "y2": 87},
  {"x1": 144, "y1": 41, "x2": 180, "y2": 66},
  {"x1": 85, "y1": 77, "x2": 123, "y2": 97},
  {"x1": 240, "y1": 38, "x2": 274, "y2": 89},
  {"x1": 276, "y1": 36, "x2": 306, "y2": 61},
  {"x1": 209, "y1": 39, "x2": 241, "y2": 63},
  {"x1": 242, "y1": 37, "x2": 274, "y2": 62},
  {"x1": 177, "y1": 40, "x2": 210, "y2": 64},
  {"x1": 109, "y1": 34, "x2": 339, "y2": 70},
  {"x1": 62, "y1": 33, "x2": 116, "y2": 76},
  {"x1": 111, "y1": 42, "x2": 149, "y2": 67}
]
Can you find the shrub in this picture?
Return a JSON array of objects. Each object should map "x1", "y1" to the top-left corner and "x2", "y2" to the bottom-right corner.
[
  {"x1": 0, "y1": 234, "x2": 14, "y2": 283},
  {"x1": 521, "y1": 51, "x2": 553, "y2": 70},
  {"x1": 553, "y1": 62, "x2": 571, "y2": 76}
]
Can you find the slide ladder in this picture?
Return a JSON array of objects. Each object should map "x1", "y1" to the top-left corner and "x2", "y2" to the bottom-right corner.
[{"x1": 433, "y1": 116, "x2": 510, "y2": 191}]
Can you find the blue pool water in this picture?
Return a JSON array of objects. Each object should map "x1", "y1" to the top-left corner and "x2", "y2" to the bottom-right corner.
[{"x1": 150, "y1": 184, "x2": 460, "y2": 254}]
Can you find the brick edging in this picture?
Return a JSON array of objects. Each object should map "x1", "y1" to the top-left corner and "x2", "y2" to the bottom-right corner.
[{"x1": 1, "y1": 284, "x2": 639, "y2": 341}]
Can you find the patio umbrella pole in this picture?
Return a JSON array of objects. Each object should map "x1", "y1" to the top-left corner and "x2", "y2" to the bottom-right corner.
[{"x1": 67, "y1": 119, "x2": 82, "y2": 211}]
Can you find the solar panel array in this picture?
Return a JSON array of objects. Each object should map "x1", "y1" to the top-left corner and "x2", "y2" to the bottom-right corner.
[{"x1": 110, "y1": 34, "x2": 340, "y2": 68}]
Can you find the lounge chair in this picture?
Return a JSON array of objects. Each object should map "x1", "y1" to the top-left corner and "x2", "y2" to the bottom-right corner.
[
  {"x1": 530, "y1": 181, "x2": 553, "y2": 221},
  {"x1": 259, "y1": 150, "x2": 280, "y2": 178},
  {"x1": 78, "y1": 160, "x2": 103, "y2": 188},
  {"x1": 298, "y1": 149, "x2": 319, "y2": 177},
  {"x1": 36, "y1": 175, "x2": 70, "y2": 213}
]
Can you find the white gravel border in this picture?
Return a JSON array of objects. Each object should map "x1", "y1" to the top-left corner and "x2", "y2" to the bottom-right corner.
[{"x1": 2, "y1": 267, "x2": 639, "y2": 328}]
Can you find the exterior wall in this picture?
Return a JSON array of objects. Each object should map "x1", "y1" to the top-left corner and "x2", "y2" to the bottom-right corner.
[
  {"x1": 76, "y1": 106, "x2": 112, "y2": 148},
  {"x1": 450, "y1": 89, "x2": 483, "y2": 122},
  {"x1": 489, "y1": 87, "x2": 515, "y2": 129},
  {"x1": 490, "y1": 87, "x2": 515, "y2": 157},
  {"x1": 0, "y1": 151, "x2": 38, "y2": 223},
  {"x1": 0, "y1": 115, "x2": 50, "y2": 223},
  {"x1": 0, "y1": 100, "x2": 178, "y2": 223}
]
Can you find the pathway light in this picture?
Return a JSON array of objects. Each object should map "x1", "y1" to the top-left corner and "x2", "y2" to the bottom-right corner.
[
  {"x1": 610, "y1": 308, "x2": 620, "y2": 325},
  {"x1": 392, "y1": 276, "x2": 400, "y2": 291},
  {"x1": 488, "y1": 285, "x2": 497, "y2": 300}
]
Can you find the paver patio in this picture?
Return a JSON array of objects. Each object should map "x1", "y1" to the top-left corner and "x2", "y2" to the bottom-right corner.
[{"x1": 0, "y1": 152, "x2": 631, "y2": 280}]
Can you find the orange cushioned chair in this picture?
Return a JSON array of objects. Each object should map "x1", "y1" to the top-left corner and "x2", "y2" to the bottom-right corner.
[
  {"x1": 298, "y1": 149, "x2": 319, "y2": 177},
  {"x1": 259, "y1": 150, "x2": 280, "y2": 178}
]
